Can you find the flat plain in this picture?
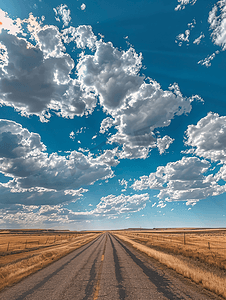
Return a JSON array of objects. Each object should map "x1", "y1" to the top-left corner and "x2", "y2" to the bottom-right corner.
[
  {"x1": 0, "y1": 228, "x2": 225, "y2": 299},
  {"x1": 113, "y1": 228, "x2": 226, "y2": 298},
  {"x1": 0, "y1": 232, "x2": 224, "y2": 300},
  {"x1": 0, "y1": 229, "x2": 101, "y2": 291}
]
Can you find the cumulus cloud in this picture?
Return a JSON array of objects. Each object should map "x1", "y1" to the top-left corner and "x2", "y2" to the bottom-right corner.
[
  {"x1": 0, "y1": 9, "x2": 22, "y2": 35},
  {"x1": 157, "y1": 136, "x2": 174, "y2": 155},
  {"x1": 118, "y1": 178, "x2": 128, "y2": 191},
  {"x1": 175, "y1": 0, "x2": 197, "y2": 11},
  {"x1": 132, "y1": 156, "x2": 226, "y2": 204},
  {"x1": 53, "y1": 4, "x2": 71, "y2": 27},
  {"x1": 208, "y1": 0, "x2": 226, "y2": 50},
  {"x1": 0, "y1": 120, "x2": 115, "y2": 204},
  {"x1": 0, "y1": 16, "x2": 96, "y2": 122},
  {"x1": 175, "y1": 29, "x2": 190, "y2": 46},
  {"x1": 0, "y1": 203, "x2": 78, "y2": 227},
  {"x1": 0, "y1": 192, "x2": 149, "y2": 226},
  {"x1": 0, "y1": 9, "x2": 197, "y2": 160},
  {"x1": 75, "y1": 35, "x2": 197, "y2": 159},
  {"x1": 62, "y1": 25, "x2": 97, "y2": 49},
  {"x1": 106, "y1": 82, "x2": 195, "y2": 159},
  {"x1": 193, "y1": 32, "x2": 205, "y2": 45},
  {"x1": 0, "y1": 184, "x2": 85, "y2": 206},
  {"x1": 69, "y1": 131, "x2": 75, "y2": 140},
  {"x1": 175, "y1": 19, "x2": 196, "y2": 47},
  {"x1": 198, "y1": 51, "x2": 220, "y2": 67},
  {"x1": 92, "y1": 193, "x2": 149, "y2": 216},
  {"x1": 130, "y1": 111, "x2": 226, "y2": 204},
  {"x1": 185, "y1": 112, "x2": 226, "y2": 163},
  {"x1": 94, "y1": 148, "x2": 119, "y2": 167},
  {"x1": 100, "y1": 117, "x2": 114, "y2": 134},
  {"x1": 81, "y1": 3, "x2": 86, "y2": 11},
  {"x1": 77, "y1": 40, "x2": 143, "y2": 111}
]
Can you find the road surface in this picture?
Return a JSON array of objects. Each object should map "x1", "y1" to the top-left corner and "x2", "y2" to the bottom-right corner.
[{"x1": 0, "y1": 233, "x2": 223, "y2": 300}]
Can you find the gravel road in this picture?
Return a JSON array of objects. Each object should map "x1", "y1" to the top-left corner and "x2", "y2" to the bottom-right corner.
[{"x1": 0, "y1": 232, "x2": 223, "y2": 300}]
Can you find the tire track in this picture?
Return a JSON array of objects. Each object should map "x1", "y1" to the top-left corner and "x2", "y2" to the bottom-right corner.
[
  {"x1": 109, "y1": 235, "x2": 126, "y2": 300},
  {"x1": 93, "y1": 234, "x2": 107, "y2": 300},
  {"x1": 58, "y1": 234, "x2": 106, "y2": 300}
]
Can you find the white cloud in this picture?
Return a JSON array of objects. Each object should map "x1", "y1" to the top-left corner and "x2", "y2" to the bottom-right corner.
[
  {"x1": 0, "y1": 15, "x2": 96, "y2": 122},
  {"x1": 157, "y1": 136, "x2": 174, "y2": 155},
  {"x1": 118, "y1": 178, "x2": 128, "y2": 191},
  {"x1": 188, "y1": 19, "x2": 196, "y2": 29},
  {"x1": 62, "y1": 25, "x2": 97, "y2": 49},
  {"x1": 72, "y1": 34, "x2": 200, "y2": 160},
  {"x1": 175, "y1": 0, "x2": 197, "y2": 11},
  {"x1": 92, "y1": 193, "x2": 149, "y2": 216},
  {"x1": 176, "y1": 29, "x2": 190, "y2": 46},
  {"x1": 81, "y1": 3, "x2": 86, "y2": 11},
  {"x1": 193, "y1": 32, "x2": 205, "y2": 45},
  {"x1": 100, "y1": 117, "x2": 114, "y2": 134},
  {"x1": 198, "y1": 50, "x2": 219, "y2": 67},
  {"x1": 0, "y1": 9, "x2": 197, "y2": 159},
  {"x1": 77, "y1": 40, "x2": 143, "y2": 111},
  {"x1": 95, "y1": 148, "x2": 119, "y2": 167},
  {"x1": 157, "y1": 200, "x2": 167, "y2": 208},
  {"x1": 185, "y1": 112, "x2": 226, "y2": 163},
  {"x1": 69, "y1": 131, "x2": 75, "y2": 140},
  {"x1": 208, "y1": 0, "x2": 226, "y2": 50},
  {"x1": 0, "y1": 192, "x2": 149, "y2": 226},
  {"x1": 36, "y1": 26, "x2": 66, "y2": 58},
  {"x1": 0, "y1": 120, "x2": 115, "y2": 203},
  {"x1": 106, "y1": 82, "x2": 195, "y2": 159},
  {"x1": 53, "y1": 4, "x2": 71, "y2": 27},
  {"x1": 76, "y1": 127, "x2": 86, "y2": 134},
  {"x1": 0, "y1": 184, "x2": 85, "y2": 206},
  {"x1": 77, "y1": 39, "x2": 191, "y2": 159},
  {"x1": 175, "y1": 19, "x2": 196, "y2": 46},
  {"x1": 132, "y1": 156, "x2": 226, "y2": 204},
  {"x1": 0, "y1": 9, "x2": 22, "y2": 35}
]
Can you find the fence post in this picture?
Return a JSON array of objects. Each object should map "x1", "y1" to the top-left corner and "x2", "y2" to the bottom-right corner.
[
  {"x1": 7, "y1": 242, "x2": 10, "y2": 251},
  {"x1": 183, "y1": 233, "x2": 186, "y2": 245},
  {"x1": 208, "y1": 242, "x2": 210, "y2": 250}
]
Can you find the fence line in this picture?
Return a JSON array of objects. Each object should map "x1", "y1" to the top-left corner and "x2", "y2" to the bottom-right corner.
[
  {"x1": 121, "y1": 232, "x2": 226, "y2": 251},
  {"x1": 0, "y1": 234, "x2": 80, "y2": 253}
]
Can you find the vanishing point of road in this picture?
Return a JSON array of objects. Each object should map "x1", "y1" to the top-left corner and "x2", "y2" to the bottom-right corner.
[{"x1": 0, "y1": 233, "x2": 223, "y2": 300}]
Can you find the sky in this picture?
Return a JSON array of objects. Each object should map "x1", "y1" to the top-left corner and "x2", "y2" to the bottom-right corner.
[{"x1": 0, "y1": 0, "x2": 226, "y2": 230}]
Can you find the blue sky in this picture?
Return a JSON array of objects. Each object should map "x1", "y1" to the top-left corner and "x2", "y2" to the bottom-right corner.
[{"x1": 0, "y1": 0, "x2": 226, "y2": 230}]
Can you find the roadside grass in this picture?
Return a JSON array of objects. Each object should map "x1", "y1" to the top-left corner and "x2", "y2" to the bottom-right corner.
[
  {"x1": 0, "y1": 232, "x2": 100, "y2": 291},
  {"x1": 114, "y1": 231, "x2": 226, "y2": 299},
  {"x1": 116, "y1": 229, "x2": 226, "y2": 270}
]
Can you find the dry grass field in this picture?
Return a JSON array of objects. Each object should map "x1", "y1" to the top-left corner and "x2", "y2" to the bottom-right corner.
[
  {"x1": 115, "y1": 228, "x2": 226, "y2": 270},
  {"x1": 0, "y1": 229, "x2": 101, "y2": 291},
  {"x1": 113, "y1": 228, "x2": 226, "y2": 298}
]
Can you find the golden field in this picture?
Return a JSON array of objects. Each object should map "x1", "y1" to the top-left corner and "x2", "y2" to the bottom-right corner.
[
  {"x1": 113, "y1": 228, "x2": 226, "y2": 298},
  {"x1": 0, "y1": 229, "x2": 101, "y2": 291}
]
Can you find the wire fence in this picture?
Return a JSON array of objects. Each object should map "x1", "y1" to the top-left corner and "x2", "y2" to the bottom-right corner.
[
  {"x1": 0, "y1": 234, "x2": 79, "y2": 254},
  {"x1": 120, "y1": 231, "x2": 226, "y2": 253}
]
